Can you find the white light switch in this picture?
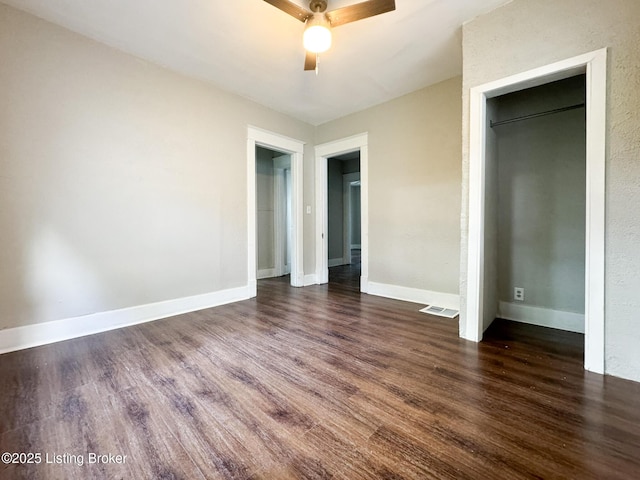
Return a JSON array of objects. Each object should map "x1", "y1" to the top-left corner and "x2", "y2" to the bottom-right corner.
[{"x1": 306, "y1": 206, "x2": 312, "y2": 214}]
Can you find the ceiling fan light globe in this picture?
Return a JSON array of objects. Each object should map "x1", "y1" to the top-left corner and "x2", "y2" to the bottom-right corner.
[
  {"x1": 303, "y1": 12, "x2": 332, "y2": 54},
  {"x1": 303, "y1": 25, "x2": 332, "y2": 53}
]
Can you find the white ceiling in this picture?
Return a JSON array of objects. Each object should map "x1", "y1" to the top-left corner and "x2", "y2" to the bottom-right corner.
[{"x1": 3, "y1": 0, "x2": 511, "y2": 125}]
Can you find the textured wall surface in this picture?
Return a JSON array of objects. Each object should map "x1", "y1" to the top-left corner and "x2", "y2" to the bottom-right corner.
[{"x1": 460, "y1": 0, "x2": 640, "y2": 381}]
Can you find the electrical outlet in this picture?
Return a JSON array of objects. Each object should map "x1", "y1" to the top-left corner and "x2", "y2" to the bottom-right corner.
[{"x1": 514, "y1": 287, "x2": 524, "y2": 302}]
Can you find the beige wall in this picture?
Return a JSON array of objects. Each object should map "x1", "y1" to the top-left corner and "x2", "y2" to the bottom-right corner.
[
  {"x1": 460, "y1": 0, "x2": 640, "y2": 381},
  {"x1": 317, "y1": 77, "x2": 462, "y2": 296},
  {"x1": 0, "y1": 4, "x2": 314, "y2": 329}
]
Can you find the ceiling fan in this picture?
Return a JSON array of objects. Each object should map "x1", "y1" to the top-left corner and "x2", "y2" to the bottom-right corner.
[{"x1": 263, "y1": 0, "x2": 396, "y2": 72}]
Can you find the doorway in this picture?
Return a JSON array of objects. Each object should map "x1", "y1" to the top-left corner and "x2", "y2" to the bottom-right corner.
[
  {"x1": 463, "y1": 49, "x2": 606, "y2": 374},
  {"x1": 256, "y1": 146, "x2": 292, "y2": 280},
  {"x1": 326, "y1": 153, "x2": 361, "y2": 288},
  {"x1": 315, "y1": 133, "x2": 369, "y2": 291},
  {"x1": 327, "y1": 152, "x2": 360, "y2": 267},
  {"x1": 247, "y1": 127, "x2": 304, "y2": 296},
  {"x1": 488, "y1": 75, "x2": 587, "y2": 327}
]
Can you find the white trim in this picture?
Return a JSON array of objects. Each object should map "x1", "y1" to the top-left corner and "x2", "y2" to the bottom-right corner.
[
  {"x1": 464, "y1": 85, "x2": 487, "y2": 342},
  {"x1": 361, "y1": 144, "x2": 369, "y2": 293},
  {"x1": 247, "y1": 134, "x2": 258, "y2": 297},
  {"x1": 343, "y1": 172, "x2": 360, "y2": 266},
  {"x1": 464, "y1": 48, "x2": 606, "y2": 374},
  {"x1": 315, "y1": 153, "x2": 328, "y2": 283},
  {"x1": 315, "y1": 133, "x2": 369, "y2": 291},
  {"x1": 328, "y1": 257, "x2": 346, "y2": 268},
  {"x1": 273, "y1": 155, "x2": 291, "y2": 277},
  {"x1": 303, "y1": 274, "x2": 318, "y2": 286},
  {"x1": 273, "y1": 168, "x2": 285, "y2": 277},
  {"x1": 583, "y1": 50, "x2": 607, "y2": 374},
  {"x1": 257, "y1": 268, "x2": 277, "y2": 280},
  {"x1": 368, "y1": 281, "x2": 460, "y2": 310},
  {"x1": 248, "y1": 126, "x2": 305, "y2": 292},
  {"x1": 0, "y1": 286, "x2": 251, "y2": 354},
  {"x1": 498, "y1": 302, "x2": 585, "y2": 334},
  {"x1": 248, "y1": 279, "x2": 257, "y2": 296}
]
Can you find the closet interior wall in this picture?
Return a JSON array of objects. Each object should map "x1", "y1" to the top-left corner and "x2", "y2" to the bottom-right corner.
[{"x1": 489, "y1": 75, "x2": 587, "y2": 333}]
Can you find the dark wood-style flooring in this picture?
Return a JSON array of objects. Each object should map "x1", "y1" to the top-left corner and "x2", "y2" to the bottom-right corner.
[{"x1": 1, "y1": 261, "x2": 639, "y2": 479}]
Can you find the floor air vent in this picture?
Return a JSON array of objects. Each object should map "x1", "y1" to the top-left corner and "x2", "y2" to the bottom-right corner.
[{"x1": 419, "y1": 305, "x2": 459, "y2": 319}]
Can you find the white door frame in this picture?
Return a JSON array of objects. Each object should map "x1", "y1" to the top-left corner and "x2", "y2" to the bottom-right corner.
[
  {"x1": 315, "y1": 133, "x2": 369, "y2": 290},
  {"x1": 273, "y1": 155, "x2": 291, "y2": 277},
  {"x1": 248, "y1": 126, "x2": 304, "y2": 296},
  {"x1": 463, "y1": 48, "x2": 607, "y2": 374}
]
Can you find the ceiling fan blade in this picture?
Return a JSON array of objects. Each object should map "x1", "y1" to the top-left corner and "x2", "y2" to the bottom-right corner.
[
  {"x1": 326, "y1": 0, "x2": 395, "y2": 27},
  {"x1": 304, "y1": 51, "x2": 317, "y2": 71},
  {"x1": 263, "y1": 0, "x2": 312, "y2": 22}
]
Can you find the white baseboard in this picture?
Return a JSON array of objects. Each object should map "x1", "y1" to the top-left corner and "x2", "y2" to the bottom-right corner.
[
  {"x1": 257, "y1": 268, "x2": 276, "y2": 279},
  {"x1": 367, "y1": 281, "x2": 460, "y2": 310},
  {"x1": 498, "y1": 301, "x2": 585, "y2": 334},
  {"x1": 328, "y1": 257, "x2": 346, "y2": 268},
  {"x1": 248, "y1": 280, "x2": 257, "y2": 298},
  {"x1": 0, "y1": 285, "x2": 251, "y2": 355},
  {"x1": 304, "y1": 274, "x2": 318, "y2": 286},
  {"x1": 360, "y1": 275, "x2": 369, "y2": 293}
]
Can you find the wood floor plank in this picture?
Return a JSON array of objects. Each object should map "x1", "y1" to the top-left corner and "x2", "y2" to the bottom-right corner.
[
  {"x1": 102, "y1": 386, "x2": 207, "y2": 480},
  {"x1": 0, "y1": 342, "x2": 94, "y2": 435},
  {"x1": 176, "y1": 364, "x2": 300, "y2": 474},
  {"x1": 0, "y1": 264, "x2": 639, "y2": 479},
  {"x1": 134, "y1": 371, "x2": 255, "y2": 480},
  {"x1": 0, "y1": 382, "x2": 132, "y2": 479}
]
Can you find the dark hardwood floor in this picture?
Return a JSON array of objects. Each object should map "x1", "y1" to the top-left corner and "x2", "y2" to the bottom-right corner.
[{"x1": 1, "y1": 262, "x2": 639, "y2": 479}]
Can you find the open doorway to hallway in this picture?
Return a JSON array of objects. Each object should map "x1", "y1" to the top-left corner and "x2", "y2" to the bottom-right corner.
[
  {"x1": 256, "y1": 146, "x2": 292, "y2": 285},
  {"x1": 314, "y1": 132, "x2": 368, "y2": 291},
  {"x1": 327, "y1": 151, "x2": 361, "y2": 290}
]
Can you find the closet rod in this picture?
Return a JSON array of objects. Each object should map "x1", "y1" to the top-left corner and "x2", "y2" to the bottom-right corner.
[{"x1": 490, "y1": 103, "x2": 585, "y2": 128}]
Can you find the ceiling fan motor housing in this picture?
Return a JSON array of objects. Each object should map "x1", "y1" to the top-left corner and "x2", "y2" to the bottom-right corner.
[
  {"x1": 263, "y1": 0, "x2": 397, "y2": 70},
  {"x1": 309, "y1": 1, "x2": 328, "y2": 13}
]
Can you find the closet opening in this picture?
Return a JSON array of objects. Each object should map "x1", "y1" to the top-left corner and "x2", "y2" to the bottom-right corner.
[
  {"x1": 463, "y1": 48, "x2": 607, "y2": 373},
  {"x1": 483, "y1": 74, "x2": 587, "y2": 346}
]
